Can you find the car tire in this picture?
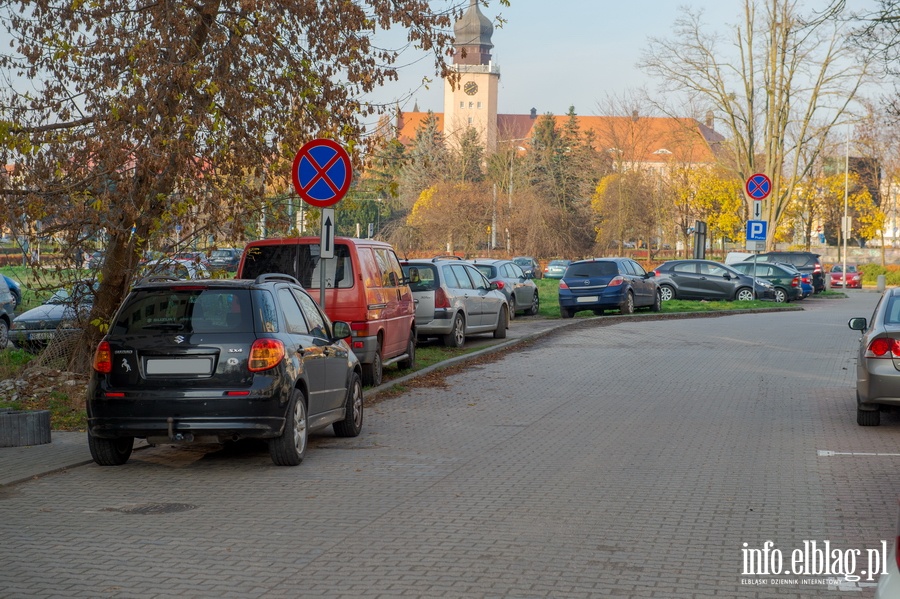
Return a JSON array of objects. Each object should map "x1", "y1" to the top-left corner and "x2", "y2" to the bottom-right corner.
[
  {"x1": 0, "y1": 318, "x2": 8, "y2": 348},
  {"x1": 774, "y1": 288, "x2": 787, "y2": 303},
  {"x1": 88, "y1": 433, "x2": 134, "y2": 466},
  {"x1": 857, "y1": 407, "x2": 880, "y2": 427},
  {"x1": 735, "y1": 287, "x2": 754, "y2": 301},
  {"x1": 397, "y1": 331, "x2": 416, "y2": 370},
  {"x1": 650, "y1": 289, "x2": 662, "y2": 312},
  {"x1": 560, "y1": 306, "x2": 574, "y2": 319},
  {"x1": 659, "y1": 284, "x2": 675, "y2": 302},
  {"x1": 620, "y1": 291, "x2": 634, "y2": 315},
  {"x1": 269, "y1": 388, "x2": 308, "y2": 466},
  {"x1": 526, "y1": 291, "x2": 540, "y2": 316},
  {"x1": 333, "y1": 372, "x2": 364, "y2": 438},
  {"x1": 361, "y1": 346, "x2": 383, "y2": 387},
  {"x1": 442, "y1": 313, "x2": 465, "y2": 348},
  {"x1": 493, "y1": 305, "x2": 508, "y2": 339}
]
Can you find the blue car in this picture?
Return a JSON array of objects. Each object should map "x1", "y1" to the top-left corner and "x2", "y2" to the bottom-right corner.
[
  {"x1": 2, "y1": 274, "x2": 20, "y2": 309},
  {"x1": 558, "y1": 257, "x2": 660, "y2": 318}
]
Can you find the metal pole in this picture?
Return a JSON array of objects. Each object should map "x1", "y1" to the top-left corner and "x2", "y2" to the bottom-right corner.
[{"x1": 843, "y1": 126, "x2": 849, "y2": 288}]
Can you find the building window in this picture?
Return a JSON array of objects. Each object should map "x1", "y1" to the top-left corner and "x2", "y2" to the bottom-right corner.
[
  {"x1": 468, "y1": 117, "x2": 473, "y2": 124},
  {"x1": 468, "y1": 102, "x2": 474, "y2": 109},
  {"x1": 477, "y1": 102, "x2": 482, "y2": 109},
  {"x1": 459, "y1": 101, "x2": 464, "y2": 109}
]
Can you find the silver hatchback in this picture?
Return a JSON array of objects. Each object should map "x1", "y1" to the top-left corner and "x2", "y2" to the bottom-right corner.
[
  {"x1": 401, "y1": 258, "x2": 509, "y2": 348},
  {"x1": 848, "y1": 287, "x2": 900, "y2": 425}
]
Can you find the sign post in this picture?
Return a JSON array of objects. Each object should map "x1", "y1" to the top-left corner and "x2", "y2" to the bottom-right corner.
[
  {"x1": 745, "y1": 173, "x2": 772, "y2": 252},
  {"x1": 292, "y1": 139, "x2": 353, "y2": 308}
]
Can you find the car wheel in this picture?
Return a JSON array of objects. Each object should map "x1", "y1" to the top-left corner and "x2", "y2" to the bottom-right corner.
[
  {"x1": 397, "y1": 331, "x2": 416, "y2": 370},
  {"x1": 857, "y1": 407, "x2": 880, "y2": 427},
  {"x1": 560, "y1": 306, "x2": 574, "y2": 319},
  {"x1": 659, "y1": 284, "x2": 675, "y2": 302},
  {"x1": 361, "y1": 345, "x2": 383, "y2": 387},
  {"x1": 650, "y1": 289, "x2": 662, "y2": 312},
  {"x1": 333, "y1": 372, "x2": 364, "y2": 438},
  {"x1": 442, "y1": 313, "x2": 465, "y2": 348},
  {"x1": 735, "y1": 287, "x2": 754, "y2": 301},
  {"x1": 0, "y1": 318, "x2": 8, "y2": 348},
  {"x1": 526, "y1": 291, "x2": 540, "y2": 316},
  {"x1": 774, "y1": 288, "x2": 787, "y2": 303},
  {"x1": 269, "y1": 388, "x2": 308, "y2": 466},
  {"x1": 620, "y1": 291, "x2": 634, "y2": 315},
  {"x1": 493, "y1": 305, "x2": 508, "y2": 339},
  {"x1": 88, "y1": 433, "x2": 134, "y2": 466}
]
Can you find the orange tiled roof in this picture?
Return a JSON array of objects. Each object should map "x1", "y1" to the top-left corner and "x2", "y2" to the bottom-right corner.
[{"x1": 394, "y1": 112, "x2": 724, "y2": 165}]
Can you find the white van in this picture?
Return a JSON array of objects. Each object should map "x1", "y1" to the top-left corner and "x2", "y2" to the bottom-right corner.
[{"x1": 724, "y1": 252, "x2": 754, "y2": 265}]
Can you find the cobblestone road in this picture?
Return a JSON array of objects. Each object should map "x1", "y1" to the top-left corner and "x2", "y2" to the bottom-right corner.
[{"x1": 1, "y1": 292, "x2": 896, "y2": 598}]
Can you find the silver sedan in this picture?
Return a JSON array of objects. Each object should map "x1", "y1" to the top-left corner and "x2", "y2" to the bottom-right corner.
[{"x1": 848, "y1": 287, "x2": 900, "y2": 426}]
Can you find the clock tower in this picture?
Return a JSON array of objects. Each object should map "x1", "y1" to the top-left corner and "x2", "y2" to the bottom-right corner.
[{"x1": 444, "y1": 0, "x2": 499, "y2": 153}]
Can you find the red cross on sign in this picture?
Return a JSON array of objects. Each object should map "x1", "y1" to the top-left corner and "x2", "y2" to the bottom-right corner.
[{"x1": 292, "y1": 139, "x2": 353, "y2": 208}]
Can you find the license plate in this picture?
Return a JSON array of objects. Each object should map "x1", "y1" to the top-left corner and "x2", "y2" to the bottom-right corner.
[
  {"x1": 146, "y1": 358, "x2": 213, "y2": 375},
  {"x1": 576, "y1": 296, "x2": 599, "y2": 303},
  {"x1": 28, "y1": 332, "x2": 53, "y2": 340}
]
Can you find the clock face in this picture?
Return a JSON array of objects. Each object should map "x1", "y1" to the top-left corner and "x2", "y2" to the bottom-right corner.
[{"x1": 464, "y1": 81, "x2": 478, "y2": 96}]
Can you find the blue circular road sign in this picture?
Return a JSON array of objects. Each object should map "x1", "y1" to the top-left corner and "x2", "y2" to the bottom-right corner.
[
  {"x1": 745, "y1": 173, "x2": 772, "y2": 200},
  {"x1": 292, "y1": 139, "x2": 352, "y2": 208}
]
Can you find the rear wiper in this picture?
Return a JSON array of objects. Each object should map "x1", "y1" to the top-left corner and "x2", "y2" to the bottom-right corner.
[{"x1": 143, "y1": 323, "x2": 185, "y2": 330}]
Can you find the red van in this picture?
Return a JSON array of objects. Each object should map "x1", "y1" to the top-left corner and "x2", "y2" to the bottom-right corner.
[{"x1": 238, "y1": 237, "x2": 415, "y2": 386}]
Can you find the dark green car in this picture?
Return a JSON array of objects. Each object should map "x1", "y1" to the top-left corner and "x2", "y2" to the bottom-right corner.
[{"x1": 729, "y1": 262, "x2": 803, "y2": 303}]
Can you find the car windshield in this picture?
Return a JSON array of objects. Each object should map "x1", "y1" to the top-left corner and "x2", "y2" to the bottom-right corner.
[
  {"x1": 402, "y1": 264, "x2": 437, "y2": 292},
  {"x1": 112, "y1": 288, "x2": 255, "y2": 335},
  {"x1": 211, "y1": 250, "x2": 234, "y2": 258},
  {"x1": 566, "y1": 262, "x2": 618, "y2": 277},
  {"x1": 241, "y1": 243, "x2": 355, "y2": 289},
  {"x1": 513, "y1": 258, "x2": 532, "y2": 266},
  {"x1": 832, "y1": 265, "x2": 857, "y2": 273}
]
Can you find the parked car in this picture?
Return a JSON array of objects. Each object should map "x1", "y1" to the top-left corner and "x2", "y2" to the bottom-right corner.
[
  {"x1": 86, "y1": 274, "x2": 364, "y2": 466},
  {"x1": 138, "y1": 258, "x2": 210, "y2": 280},
  {"x1": 728, "y1": 261, "x2": 803, "y2": 303},
  {"x1": 848, "y1": 286, "x2": 900, "y2": 426},
  {"x1": 401, "y1": 258, "x2": 508, "y2": 347},
  {"x1": 87, "y1": 250, "x2": 104, "y2": 269},
  {"x1": 1, "y1": 274, "x2": 21, "y2": 309},
  {"x1": 471, "y1": 258, "x2": 539, "y2": 317},
  {"x1": 747, "y1": 251, "x2": 824, "y2": 293},
  {"x1": 238, "y1": 237, "x2": 415, "y2": 387},
  {"x1": 10, "y1": 280, "x2": 97, "y2": 351},
  {"x1": 776, "y1": 262, "x2": 812, "y2": 297},
  {"x1": 0, "y1": 275, "x2": 14, "y2": 347},
  {"x1": 172, "y1": 251, "x2": 211, "y2": 269},
  {"x1": 543, "y1": 259, "x2": 572, "y2": 279},
  {"x1": 512, "y1": 256, "x2": 542, "y2": 279},
  {"x1": 830, "y1": 263, "x2": 862, "y2": 289},
  {"x1": 208, "y1": 248, "x2": 242, "y2": 272},
  {"x1": 557, "y1": 257, "x2": 660, "y2": 318},
  {"x1": 653, "y1": 259, "x2": 759, "y2": 302}
]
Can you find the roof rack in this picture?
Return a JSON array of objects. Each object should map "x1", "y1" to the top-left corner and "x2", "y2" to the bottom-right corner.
[
  {"x1": 431, "y1": 254, "x2": 464, "y2": 262},
  {"x1": 254, "y1": 273, "x2": 301, "y2": 285},
  {"x1": 137, "y1": 275, "x2": 182, "y2": 285}
]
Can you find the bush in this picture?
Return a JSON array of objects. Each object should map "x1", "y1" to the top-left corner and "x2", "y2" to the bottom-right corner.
[{"x1": 857, "y1": 263, "x2": 900, "y2": 286}]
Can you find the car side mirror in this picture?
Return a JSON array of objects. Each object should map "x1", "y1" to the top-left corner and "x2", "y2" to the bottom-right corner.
[
  {"x1": 332, "y1": 321, "x2": 351, "y2": 340},
  {"x1": 645, "y1": 271, "x2": 655, "y2": 278},
  {"x1": 848, "y1": 317, "x2": 867, "y2": 331},
  {"x1": 722, "y1": 273, "x2": 732, "y2": 280},
  {"x1": 490, "y1": 281, "x2": 501, "y2": 291}
]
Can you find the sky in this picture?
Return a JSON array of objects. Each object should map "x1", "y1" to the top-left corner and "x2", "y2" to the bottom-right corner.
[{"x1": 362, "y1": 0, "x2": 883, "y2": 120}]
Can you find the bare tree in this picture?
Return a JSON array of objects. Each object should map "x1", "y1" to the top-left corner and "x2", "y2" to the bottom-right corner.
[{"x1": 640, "y1": 0, "x2": 871, "y2": 248}]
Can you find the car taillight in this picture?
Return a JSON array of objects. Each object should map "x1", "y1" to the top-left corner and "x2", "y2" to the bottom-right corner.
[
  {"x1": 494, "y1": 280, "x2": 505, "y2": 290},
  {"x1": 866, "y1": 337, "x2": 900, "y2": 358},
  {"x1": 559, "y1": 281, "x2": 569, "y2": 289},
  {"x1": 813, "y1": 262, "x2": 822, "y2": 274},
  {"x1": 93, "y1": 341, "x2": 113, "y2": 373},
  {"x1": 791, "y1": 276, "x2": 799, "y2": 287},
  {"x1": 434, "y1": 287, "x2": 451, "y2": 309},
  {"x1": 608, "y1": 276, "x2": 624, "y2": 287},
  {"x1": 249, "y1": 339, "x2": 285, "y2": 372},
  {"x1": 896, "y1": 536, "x2": 900, "y2": 571},
  {"x1": 653, "y1": 269, "x2": 661, "y2": 276}
]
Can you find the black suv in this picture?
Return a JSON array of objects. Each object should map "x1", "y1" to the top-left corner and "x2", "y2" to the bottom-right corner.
[
  {"x1": 745, "y1": 252, "x2": 824, "y2": 293},
  {"x1": 87, "y1": 274, "x2": 364, "y2": 467}
]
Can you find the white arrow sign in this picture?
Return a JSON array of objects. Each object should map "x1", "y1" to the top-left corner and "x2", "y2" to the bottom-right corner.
[{"x1": 753, "y1": 200, "x2": 762, "y2": 220}]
